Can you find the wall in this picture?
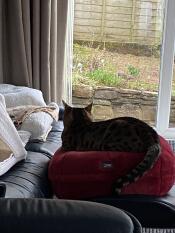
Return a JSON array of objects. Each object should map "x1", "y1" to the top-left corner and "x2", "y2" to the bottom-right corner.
[
  {"x1": 72, "y1": 85, "x2": 175, "y2": 126},
  {"x1": 74, "y1": 0, "x2": 164, "y2": 45}
]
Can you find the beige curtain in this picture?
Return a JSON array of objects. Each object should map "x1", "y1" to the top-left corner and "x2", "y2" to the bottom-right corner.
[{"x1": 0, "y1": 0, "x2": 69, "y2": 104}]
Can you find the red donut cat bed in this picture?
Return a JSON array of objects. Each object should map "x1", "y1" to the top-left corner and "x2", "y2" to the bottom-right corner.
[{"x1": 48, "y1": 136, "x2": 175, "y2": 199}]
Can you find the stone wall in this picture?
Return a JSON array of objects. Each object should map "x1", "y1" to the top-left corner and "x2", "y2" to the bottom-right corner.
[{"x1": 72, "y1": 85, "x2": 175, "y2": 126}]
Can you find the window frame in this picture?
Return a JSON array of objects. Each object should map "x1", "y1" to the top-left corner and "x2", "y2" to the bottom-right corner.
[
  {"x1": 63, "y1": 0, "x2": 74, "y2": 105},
  {"x1": 156, "y1": 0, "x2": 175, "y2": 139}
]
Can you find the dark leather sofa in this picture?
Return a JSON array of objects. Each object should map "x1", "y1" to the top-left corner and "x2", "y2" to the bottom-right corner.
[
  {"x1": 0, "y1": 108, "x2": 141, "y2": 233},
  {"x1": 26, "y1": 107, "x2": 175, "y2": 230},
  {"x1": 1, "y1": 107, "x2": 174, "y2": 231}
]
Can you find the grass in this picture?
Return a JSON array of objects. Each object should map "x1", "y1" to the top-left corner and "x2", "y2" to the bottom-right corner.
[
  {"x1": 86, "y1": 69, "x2": 124, "y2": 86},
  {"x1": 73, "y1": 43, "x2": 175, "y2": 95}
]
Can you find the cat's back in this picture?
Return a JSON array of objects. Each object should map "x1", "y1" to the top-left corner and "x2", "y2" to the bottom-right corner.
[
  {"x1": 90, "y1": 116, "x2": 159, "y2": 151},
  {"x1": 92, "y1": 116, "x2": 152, "y2": 130}
]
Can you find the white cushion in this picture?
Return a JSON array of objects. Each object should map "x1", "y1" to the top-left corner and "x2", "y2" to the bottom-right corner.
[{"x1": 20, "y1": 112, "x2": 53, "y2": 141}]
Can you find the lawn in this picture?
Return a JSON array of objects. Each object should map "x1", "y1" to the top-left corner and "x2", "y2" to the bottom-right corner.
[{"x1": 73, "y1": 43, "x2": 175, "y2": 95}]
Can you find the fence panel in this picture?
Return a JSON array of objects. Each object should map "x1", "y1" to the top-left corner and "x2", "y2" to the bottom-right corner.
[{"x1": 74, "y1": 0, "x2": 164, "y2": 45}]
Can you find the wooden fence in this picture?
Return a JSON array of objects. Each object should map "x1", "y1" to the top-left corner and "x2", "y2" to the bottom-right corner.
[{"x1": 73, "y1": 0, "x2": 164, "y2": 45}]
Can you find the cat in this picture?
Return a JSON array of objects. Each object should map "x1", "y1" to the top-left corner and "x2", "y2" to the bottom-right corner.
[{"x1": 61, "y1": 101, "x2": 161, "y2": 194}]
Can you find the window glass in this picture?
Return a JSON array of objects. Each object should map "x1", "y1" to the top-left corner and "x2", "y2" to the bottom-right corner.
[{"x1": 73, "y1": 0, "x2": 165, "y2": 126}]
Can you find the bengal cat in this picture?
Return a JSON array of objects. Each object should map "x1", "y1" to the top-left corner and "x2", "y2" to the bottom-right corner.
[{"x1": 61, "y1": 101, "x2": 161, "y2": 194}]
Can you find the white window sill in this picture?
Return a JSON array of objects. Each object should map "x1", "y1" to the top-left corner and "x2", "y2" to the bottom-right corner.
[{"x1": 156, "y1": 127, "x2": 175, "y2": 140}]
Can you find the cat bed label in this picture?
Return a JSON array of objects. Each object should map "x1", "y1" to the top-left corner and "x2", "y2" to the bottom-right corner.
[{"x1": 48, "y1": 136, "x2": 175, "y2": 199}]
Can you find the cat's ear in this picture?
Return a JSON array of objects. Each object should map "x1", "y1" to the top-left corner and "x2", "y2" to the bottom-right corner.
[
  {"x1": 85, "y1": 102, "x2": 93, "y2": 113},
  {"x1": 62, "y1": 100, "x2": 71, "y2": 109}
]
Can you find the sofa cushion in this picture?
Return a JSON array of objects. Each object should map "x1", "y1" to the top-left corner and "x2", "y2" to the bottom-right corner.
[
  {"x1": 0, "y1": 151, "x2": 52, "y2": 198},
  {"x1": 48, "y1": 136, "x2": 175, "y2": 199}
]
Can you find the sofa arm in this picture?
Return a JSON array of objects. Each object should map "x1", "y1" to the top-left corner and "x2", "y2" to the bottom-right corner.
[{"x1": 0, "y1": 198, "x2": 141, "y2": 233}]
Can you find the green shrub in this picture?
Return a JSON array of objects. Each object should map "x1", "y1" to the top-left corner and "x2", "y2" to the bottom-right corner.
[
  {"x1": 86, "y1": 69, "x2": 123, "y2": 86},
  {"x1": 127, "y1": 65, "x2": 140, "y2": 77}
]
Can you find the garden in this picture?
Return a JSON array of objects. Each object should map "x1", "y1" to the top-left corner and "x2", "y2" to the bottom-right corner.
[{"x1": 73, "y1": 42, "x2": 175, "y2": 96}]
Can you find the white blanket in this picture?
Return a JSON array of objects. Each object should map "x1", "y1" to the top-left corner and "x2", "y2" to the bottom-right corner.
[
  {"x1": 0, "y1": 94, "x2": 27, "y2": 176},
  {"x1": 0, "y1": 84, "x2": 46, "y2": 107}
]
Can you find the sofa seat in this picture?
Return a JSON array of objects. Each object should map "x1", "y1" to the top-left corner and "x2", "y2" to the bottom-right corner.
[
  {"x1": 0, "y1": 151, "x2": 52, "y2": 198},
  {"x1": 89, "y1": 186, "x2": 175, "y2": 228}
]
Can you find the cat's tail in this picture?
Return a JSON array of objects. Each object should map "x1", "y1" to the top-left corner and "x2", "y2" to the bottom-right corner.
[{"x1": 113, "y1": 143, "x2": 161, "y2": 195}]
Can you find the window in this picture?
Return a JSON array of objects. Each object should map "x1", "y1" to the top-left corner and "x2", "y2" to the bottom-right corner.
[{"x1": 70, "y1": 0, "x2": 175, "y2": 139}]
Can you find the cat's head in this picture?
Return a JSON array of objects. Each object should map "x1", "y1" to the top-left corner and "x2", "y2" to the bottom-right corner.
[{"x1": 62, "y1": 100, "x2": 93, "y2": 128}]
